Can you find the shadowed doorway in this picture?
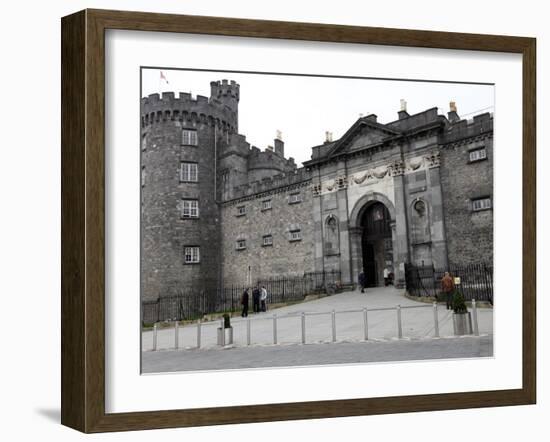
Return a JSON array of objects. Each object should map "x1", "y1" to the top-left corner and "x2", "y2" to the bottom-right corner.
[{"x1": 361, "y1": 202, "x2": 393, "y2": 287}]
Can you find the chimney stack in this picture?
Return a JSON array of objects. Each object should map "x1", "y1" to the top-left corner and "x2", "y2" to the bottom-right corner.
[
  {"x1": 447, "y1": 101, "x2": 460, "y2": 122},
  {"x1": 398, "y1": 99, "x2": 409, "y2": 120},
  {"x1": 274, "y1": 130, "x2": 284, "y2": 157},
  {"x1": 325, "y1": 131, "x2": 333, "y2": 143}
]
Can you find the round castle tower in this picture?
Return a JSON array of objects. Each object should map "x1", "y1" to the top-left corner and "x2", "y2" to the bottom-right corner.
[{"x1": 140, "y1": 80, "x2": 239, "y2": 302}]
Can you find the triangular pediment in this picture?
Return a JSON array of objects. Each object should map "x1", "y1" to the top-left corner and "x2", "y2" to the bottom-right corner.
[{"x1": 326, "y1": 118, "x2": 401, "y2": 158}]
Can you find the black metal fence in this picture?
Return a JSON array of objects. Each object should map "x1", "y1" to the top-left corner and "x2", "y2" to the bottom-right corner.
[
  {"x1": 142, "y1": 270, "x2": 342, "y2": 324},
  {"x1": 405, "y1": 263, "x2": 493, "y2": 304}
]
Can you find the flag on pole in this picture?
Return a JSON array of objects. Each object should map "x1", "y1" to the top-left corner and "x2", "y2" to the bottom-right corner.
[{"x1": 160, "y1": 71, "x2": 169, "y2": 84}]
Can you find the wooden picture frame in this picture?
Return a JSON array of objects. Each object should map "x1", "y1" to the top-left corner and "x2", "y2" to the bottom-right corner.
[{"x1": 61, "y1": 9, "x2": 536, "y2": 433}]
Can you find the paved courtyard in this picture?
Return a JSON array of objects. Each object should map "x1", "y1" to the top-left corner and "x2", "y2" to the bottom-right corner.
[
  {"x1": 142, "y1": 335, "x2": 493, "y2": 373},
  {"x1": 141, "y1": 286, "x2": 493, "y2": 372}
]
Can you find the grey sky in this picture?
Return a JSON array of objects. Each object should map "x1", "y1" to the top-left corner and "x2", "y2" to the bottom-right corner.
[{"x1": 142, "y1": 68, "x2": 494, "y2": 165}]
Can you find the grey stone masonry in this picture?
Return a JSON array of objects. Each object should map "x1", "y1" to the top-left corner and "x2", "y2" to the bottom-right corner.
[
  {"x1": 439, "y1": 114, "x2": 493, "y2": 267},
  {"x1": 220, "y1": 176, "x2": 314, "y2": 285},
  {"x1": 141, "y1": 79, "x2": 493, "y2": 304}
]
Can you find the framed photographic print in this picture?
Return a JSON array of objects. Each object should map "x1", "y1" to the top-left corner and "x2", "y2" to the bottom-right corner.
[{"x1": 61, "y1": 9, "x2": 536, "y2": 433}]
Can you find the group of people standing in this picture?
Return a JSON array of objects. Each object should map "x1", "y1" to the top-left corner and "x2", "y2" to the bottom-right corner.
[{"x1": 240, "y1": 285, "x2": 268, "y2": 317}]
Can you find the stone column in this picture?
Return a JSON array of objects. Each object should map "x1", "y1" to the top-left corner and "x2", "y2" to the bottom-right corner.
[
  {"x1": 427, "y1": 154, "x2": 449, "y2": 269},
  {"x1": 392, "y1": 166, "x2": 410, "y2": 288},
  {"x1": 349, "y1": 227, "x2": 363, "y2": 288},
  {"x1": 390, "y1": 220, "x2": 398, "y2": 278},
  {"x1": 336, "y1": 172, "x2": 352, "y2": 285},
  {"x1": 312, "y1": 174, "x2": 325, "y2": 274}
]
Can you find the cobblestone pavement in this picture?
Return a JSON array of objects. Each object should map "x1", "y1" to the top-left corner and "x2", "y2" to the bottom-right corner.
[
  {"x1": 142, "y1": 334, "x2": 493, "y2": 373},
  {"x1": 142, "y1": 286, "x2": 493, "y2": 352}
]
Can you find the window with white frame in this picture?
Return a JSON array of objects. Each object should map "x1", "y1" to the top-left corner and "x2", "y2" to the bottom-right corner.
[
  {"x1": 289, "y1": 230, "x2": 302, "y2": 241},
  {"x1": 262, "y1": 199, "x2": 272, "y2": 211},
  {"x1": 180, "y1": 162, "x2": 198, "y2": 182},
  {"x1": 472, "y1": 196, "x2": 492, "y2": 212},
  {"x1": 184, "y1": 246, "x2": 200, "y2": 263},
  {"x1": 289, "y1": 193, "x2": 301, "y2": 204},
  {"x1": 469, "y1": 147, "x2": 487, "y2": 162},
  {"x1": 236, "y1": 205, "x2": 246, "y2": 216},
  {"x1": 182, "y1": 199, "x2": 199, "y2": 218},
  {"x1": 182, "y1": 129, "x2": 198, "y2": 146},
  {"x1": 263, "y1": 235, "x2": 273, "y2": 246},
  {"x1": 236, "y1": 239, "x2": 247, "y2": 250}
]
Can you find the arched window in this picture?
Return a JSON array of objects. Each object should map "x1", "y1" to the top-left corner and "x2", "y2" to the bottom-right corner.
[{"x1": 325, "y1": 215, "x2": 340, "y2": 255}]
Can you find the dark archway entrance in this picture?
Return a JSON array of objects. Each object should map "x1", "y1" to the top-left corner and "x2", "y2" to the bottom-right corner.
[{"x1": 361, "y1": 202, "x2": 393, "y2": 287}]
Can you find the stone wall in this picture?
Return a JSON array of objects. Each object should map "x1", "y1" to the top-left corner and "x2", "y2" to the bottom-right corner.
[
  {"x1": 141, "y1": 94, "x2": 232, "y2": 301},
  {"x1": 140, "y1": 81, "x2": 494, "y2": 303},
  {"x1": 220, "y1": 180, "x2": 314, "y2": 286},
  {"x1": 439, "y1": 116, "x2": 494, "y2": 267}
]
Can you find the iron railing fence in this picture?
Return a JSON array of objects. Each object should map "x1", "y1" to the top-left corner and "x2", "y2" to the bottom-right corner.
[
  {"x1": 405, "y1": 263, "x2": 493, "y2": 304},
  {"x1": 142, "y1": 270, "x2": 342, "y2": 324}
]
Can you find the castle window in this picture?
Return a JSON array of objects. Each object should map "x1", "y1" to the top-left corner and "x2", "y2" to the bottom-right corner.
[
  {"x1": 180, "y1": 162, "x2": 198, "y2": 182},
  {"x1": 289, "y1": 193, "x2": 301, "y2": 204},
  {"x1": 182, "y1": 129, "x2": 198, "y2": 146},
  {"x1": 262, "y1": 235, "x2": 273, "y2": 246},
  {"x1": 182, "y1": 199, "x2": 199, "y2": 218},
  {"x1": 469, "y1": 147, "x2": 487, "y2": 163},
  {"x1": 184, "y1": 246, "x2": 200, "y2": 264},
  {"x1": 289, "y1": 230, "x2": 302, "y2": 242},
  {"x1": 236, "y1": 205, "x2": 246, "y2": 216},
  {"x1": 262, "y1": 200, "x2": 272, "y2": 211},
  {"x1": 472, "y1": 196, "x2": 492, "y2": 212},
  {"x1": 236, "y1": 239, "x2": 247, "y2": 250}
]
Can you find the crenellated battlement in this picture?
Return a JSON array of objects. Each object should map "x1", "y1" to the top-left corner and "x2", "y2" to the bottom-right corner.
[
  {"x1": 228, "y1": 167, "x2": 312, "y2": 202},
  {"x1": 220, "y1": 132, "x2": 296, "y2": 169},
  {"x1": 248, "y1": 146, "x2": 296, "y2": 171},
  {"x1": 141, "y1": 90, "x2": 238, "y2": 132},
  {"x1": 210, "y1": 79, "x2": 240, "y2": 100},
  {"x1": 443, "y1": 112, "x2": 493, "y2": 144}
]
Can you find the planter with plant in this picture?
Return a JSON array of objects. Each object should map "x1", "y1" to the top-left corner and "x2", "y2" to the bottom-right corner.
[
  {"x1": 451, "y1": 290, "x2": 473, "y2": 335},
  {"x1": 217, "y1": 313, "x2": 234, "y2": 346}
]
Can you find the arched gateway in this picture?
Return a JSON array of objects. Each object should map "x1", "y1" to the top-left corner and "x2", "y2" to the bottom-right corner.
[{"x1": 349, "y1": 193, "x2": 401, "y2": 288}]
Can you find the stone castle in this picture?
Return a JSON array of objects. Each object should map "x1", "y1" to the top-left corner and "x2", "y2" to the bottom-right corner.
[{"x1": 141, "y1": 79, "x2": 493, "y2": 301}]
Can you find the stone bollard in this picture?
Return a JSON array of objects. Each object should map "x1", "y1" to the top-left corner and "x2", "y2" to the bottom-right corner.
[
  {"x1": 433, "y1": 302, "x2": 440, "y2": 338},
  {"x1": 472, "y1": 299, "x2": 479, "y2": 336},
  {"x1": 396, "y1": 305, "x2": 403, "y2": 339}
]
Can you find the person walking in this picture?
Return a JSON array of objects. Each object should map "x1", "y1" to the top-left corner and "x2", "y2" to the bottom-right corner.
[
  {"x1": 383, "y1": 267, "x2": 390, "y2": 286},
  {"x1": 441, "y1": 271, "x2": 455, "y2": 310},
  {"x1": 252, "y1": 286, "x2": 260, "y2": 313},
  {"x1": 358, "y1": 271, "x2": 366, "y2": 293},
  {"x1": 241, "y1": 288, "x2": 249, "y2": 317},
  {"x1": 260, "y1": 285, "x2": 268, "y2": 312}
]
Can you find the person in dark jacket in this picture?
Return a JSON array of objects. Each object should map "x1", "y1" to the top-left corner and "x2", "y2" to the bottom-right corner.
[
  {"x1": 241, "y1": 288, "x2": 249, "y2": 317},
  {"x1": 252, "y1": 286, "x2": 260, "y2": 313},
  {"x1": 358, "y1": 271, "x2": 366, "y2": 293},
  {"x1": 441, "y1": 272, "x2": 455, "y2": 310}
]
